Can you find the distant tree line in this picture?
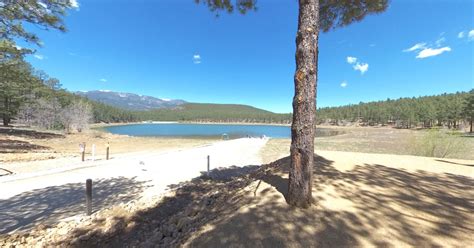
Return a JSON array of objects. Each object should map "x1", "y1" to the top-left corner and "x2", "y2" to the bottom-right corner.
[
  {"x1": 131, "y1": 103, "x2": 292, "y2": 124},
  {"x1": 316, "y1": 91, "x2": 473, "y2": 131}
]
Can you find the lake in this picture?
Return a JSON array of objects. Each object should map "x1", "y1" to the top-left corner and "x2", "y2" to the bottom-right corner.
[{"x1": 102, "y1": 123, "x2": 341, "y2": 139}]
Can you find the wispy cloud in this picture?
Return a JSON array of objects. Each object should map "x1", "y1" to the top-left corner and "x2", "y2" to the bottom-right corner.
[
  {"x1": 457, "y1": 29, "x2": 474, "y2": 41},
  {"x1": 403, "y1": 43, "x2": 426, "y2": 52},
  {"x1": 346, "y1": 56, "x2": 357, "y2": 64},
  {"x1": 193, "y1": 54, "x2": 201, "y2": 64},
  {"x1": 435, "y1": 37, "x2": 446, "y2": 47},
  {"x1": 353, "y1": 63, "x2": 369, "y2": 74},
  {"x1": 346, "y1": 56, "x2": 369, "y2": 75},
  {"x1": 100, "y1": 78, "x2": 107, "y2": 82},
  {"x1": 416, "y1": 47, "x2": 451, "y2": 59},
  {"x1": 369, "y1": 43, "x2": 376, "y2": 47},
  {"x1": 340, "y1": 81, "x2": 348, "y2": 88},
  {"x1": 34, "y1": 54, "x2": 44, "y2": 60},
  {"x1": 404, "y1": 38, "x2": 451, "y2": 59}
]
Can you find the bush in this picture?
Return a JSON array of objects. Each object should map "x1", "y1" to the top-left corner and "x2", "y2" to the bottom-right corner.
[{"x1": 411, "y1": 129, "x2": 467, "y2": 158}]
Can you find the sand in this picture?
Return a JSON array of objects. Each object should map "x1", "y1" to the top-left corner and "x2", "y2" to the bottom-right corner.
[
  {"x1": 186, "y1": 151, "x2": 474, "y2": 247},
  {"x1": 0, "y1": 137, "x2": 268, "y2": 234},
  {"x1": 0, "y1": 127, "x2": 216, "y2": 163}
]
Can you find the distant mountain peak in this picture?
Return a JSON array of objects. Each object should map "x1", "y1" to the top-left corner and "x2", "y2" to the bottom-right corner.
[{"x1": 76, "y1": 90, "x2": 186, "y2": 111}]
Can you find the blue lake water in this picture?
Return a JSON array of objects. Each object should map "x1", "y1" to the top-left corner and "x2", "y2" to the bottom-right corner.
[{"x1": 102, "y1": 123, "x2": 341, "y2": 139}]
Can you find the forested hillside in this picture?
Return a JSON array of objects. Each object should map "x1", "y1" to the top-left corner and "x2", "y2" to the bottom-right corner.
[
  {"x1": 134, "y1": 103, "x2": 292, "y2": 123},
  {"x1": 316, "y1": 91, "x2": 473, "y2": 130}
]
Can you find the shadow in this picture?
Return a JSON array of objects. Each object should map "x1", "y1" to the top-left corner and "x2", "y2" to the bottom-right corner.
[
  {"x1": 0, "y1": 168, "x2": 14, "y2": 177},
  {"x1": 435, "y1": 159, "x2": 474, "y2": 167},
  {"x1": 258, "y1": 155, "x2": 335, "y2": 201},
  {"x1": 0, "y1": 139, "x2": 51, "y2": 153},
  {"x1": 200, "y1": 165, "x2": 260, "y2": 182},
  {"x1": 3, "y1": 155, "x2": 473, "y2": 247},
  {"x1": 0, "y1": 177, "x2": 149, "y2": 234},
  {"x1": 186, "y1": 155, "x2": 473, "y2": 247},
  {"x1": 0, "y1": 128, "x2": 64, "y2": 139}
]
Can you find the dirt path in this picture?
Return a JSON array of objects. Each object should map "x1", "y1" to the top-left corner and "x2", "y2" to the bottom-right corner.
[{"x1": 0, "y1": 137, "x2": 268, "y2": 234}]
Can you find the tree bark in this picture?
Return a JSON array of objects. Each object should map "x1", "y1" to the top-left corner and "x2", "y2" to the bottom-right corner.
[{"x1": 288, "y1": 0, "x2": 319, "y2": 208}]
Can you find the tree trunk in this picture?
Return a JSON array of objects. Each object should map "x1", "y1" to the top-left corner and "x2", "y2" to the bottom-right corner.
[
  {"x1": 288, "y1": 0, "x2": 319, "y2": 208},
  {"x1": 3, "y1": 97, "x2": 10, "y2": 126},
  {"x1": 470, "y1": 118, "x2": 473, "y2": 133}
]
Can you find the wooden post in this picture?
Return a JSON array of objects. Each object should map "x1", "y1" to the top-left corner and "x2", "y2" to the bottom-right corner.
[
  {"x1": 106, "y1": 142, "x2": 110, "y2": 160},
  {"x1": 207, "y1": 155, "x2": 210, "y2": 175},
  {"x1": 86, "y1": 179, "x2": 92, "y2": 215},
  {"x1": 80, "y1": 143, "x2": 86, "y2": 162}
]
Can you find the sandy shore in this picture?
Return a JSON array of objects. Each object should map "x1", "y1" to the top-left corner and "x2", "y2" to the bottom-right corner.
[{"x1": 0, "y1": 127, "x2": 216, "y2": 163}]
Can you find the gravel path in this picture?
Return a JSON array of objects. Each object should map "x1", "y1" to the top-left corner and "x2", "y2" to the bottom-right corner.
[{"x1": 0, "y1": 138, "x2": 268, "y2": 234}]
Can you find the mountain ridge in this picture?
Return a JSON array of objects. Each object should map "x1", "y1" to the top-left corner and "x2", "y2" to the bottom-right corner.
[{"x1": 75, "y1": 90, "x2": 186, "y2": 111}]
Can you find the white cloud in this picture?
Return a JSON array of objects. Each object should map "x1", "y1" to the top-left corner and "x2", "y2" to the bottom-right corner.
[
  {"x1": 353, "y1": 62, "x2": 369, "y2": 74},
  {"x1": 69, "y1": 0, "x2": 79, "y2": 9},
  {"x1": 346, "y1": 56, "x2": 357, "y2": 64},
  {"x1": 193, "y1": 54, "x2": 201, "y2": 64},
  {"x1": 34, "y1": 54, "x2": 44, "y2": 60},
  {"x1": 100, "y1": 78, "x2": 107, "y2": 82},
  {"x1": 416, "y1": 47, "x2": 451, "y2": 59},
  {"x1": 403, "y1": 42, "x2": 426, "y2": 52},
  {"x1": 14, "y1": 45, "x2": 22, "y2": 50},
  {"x1": 346, "y1": 56, "x2": 369, "y2": 75},
  {"x1": 369, "y1": 44, "x2": 376, "y2": 47},
  {"x1": 469, "y1": 30, "x2": 474, "y2": 41},
  {"x1": 340, "y1": 81, "x2": 348, "y2": 88},
  {"x1": 458, "y1": 31, "x2": 465, "y2": 39}
]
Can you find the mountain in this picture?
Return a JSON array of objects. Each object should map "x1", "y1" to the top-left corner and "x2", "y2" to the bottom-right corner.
[{"x1": 76, "y1": 90, "x2": 186, "y2": 111}]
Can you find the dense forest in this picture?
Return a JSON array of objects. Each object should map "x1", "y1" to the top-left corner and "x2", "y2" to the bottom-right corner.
[{"x1": 317, "y1": 91, "x2": 473, "y2": 130}]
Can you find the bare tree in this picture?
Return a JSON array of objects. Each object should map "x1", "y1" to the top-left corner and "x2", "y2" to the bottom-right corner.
[{"x1": 60, "y1": 100, "x2": 92, "y2": 133}]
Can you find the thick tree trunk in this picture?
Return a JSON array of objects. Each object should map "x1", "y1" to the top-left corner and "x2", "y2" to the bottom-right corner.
[{"x1": 288, "y1": 0, "x2": 319, "y2": 208}]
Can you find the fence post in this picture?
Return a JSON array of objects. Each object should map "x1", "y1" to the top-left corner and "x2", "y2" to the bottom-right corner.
[
  {"x1": 207, "y1": 155, "x2": 210, "y2": 175},
  {"x1": 80, "y1": 143, "x2": 86, "y2": 162},
  {"x1": 86, "y1": 179, "x2": 92, "y2": 215},
  {"x1": 106, "y1": 143, "x2": 110, "y2": 160}
]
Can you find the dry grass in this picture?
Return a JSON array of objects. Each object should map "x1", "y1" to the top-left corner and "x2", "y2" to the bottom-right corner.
[
  {"x1": 260, "y1": 127, "x2": 474, "y2": 162},
  {"x1": 0, "y1": 127, "x2": 216, "y2": 163}
]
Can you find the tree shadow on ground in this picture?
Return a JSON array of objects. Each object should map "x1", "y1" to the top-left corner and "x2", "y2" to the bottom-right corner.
[
  {"x1": 10, "y1": 156, "x2": 473, "y2": 247},
  {"x1": 0, "y1": 128, "x2": 64, "y2": 139},
  {"x1": 0, "y1": 139, "x2": 51, "y2": 153},
  {"x1": 189, "y1": 155, "x2": 474, "y2": 247},
  {"x1": 0, "y1": 177, "x2": 149, "y2": 234}
]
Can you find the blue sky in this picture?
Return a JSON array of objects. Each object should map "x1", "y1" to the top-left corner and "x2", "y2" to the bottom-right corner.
[{"x1": 23, "y1": 0, "x2": 473, "y2": 113}]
